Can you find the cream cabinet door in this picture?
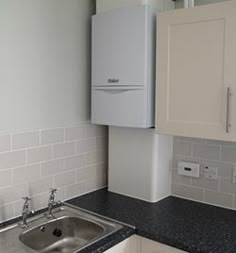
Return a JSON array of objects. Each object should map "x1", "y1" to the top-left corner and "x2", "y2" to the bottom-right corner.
[
  {"x1": 156, "y1": 0, "x2": 236, "y2": 141},
  {"x1": 224, "y1": 1, "x2": 236, "y2": 140},
  {"x1": 104, "y1": 238, "x2": 130, "y2": 253},
  {"x1": 141, "y1": 237, "x2": 188, "y2": 253},
  {"x1": 103, "y1": 235, "x2": 188, "y2": 253},
  {"x1": 104, "y1": 236, "x2": 141, "y2": 253}
]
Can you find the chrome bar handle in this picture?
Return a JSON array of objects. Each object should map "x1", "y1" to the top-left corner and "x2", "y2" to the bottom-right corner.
[{"x1": 226, "y1": 87, "x2": 232, "y2": 133}]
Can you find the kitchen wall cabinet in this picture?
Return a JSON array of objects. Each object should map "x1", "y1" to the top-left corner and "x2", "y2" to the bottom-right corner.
[
  {"x1": 104, "y1": 236, "x2": 187, "y2": 253},
  {"x1": 156, "y1": 0, "x2": 236, "y2": 141}
]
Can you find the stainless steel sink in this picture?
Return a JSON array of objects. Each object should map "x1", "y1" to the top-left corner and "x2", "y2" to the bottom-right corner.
[{"x1": 0, "y1": 203, "x2": 122, "y2": 253}]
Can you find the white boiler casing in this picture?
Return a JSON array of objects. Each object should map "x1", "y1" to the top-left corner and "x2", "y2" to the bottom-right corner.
[{"x1": 91, "y1": 6, "x2": 155, "y2": 128}]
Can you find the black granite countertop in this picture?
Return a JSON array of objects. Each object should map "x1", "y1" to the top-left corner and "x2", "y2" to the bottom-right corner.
[{"x1": 67, "y1": 188, "x2": 236, "y2": 253}]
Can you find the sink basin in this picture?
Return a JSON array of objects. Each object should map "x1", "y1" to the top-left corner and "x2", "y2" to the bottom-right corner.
[
  {"x1": 0, "y1": 203, "x2": 122, "y2": 253},
  {"x1": 19, "y1": 216, "x2": 105, "y2": 253}
]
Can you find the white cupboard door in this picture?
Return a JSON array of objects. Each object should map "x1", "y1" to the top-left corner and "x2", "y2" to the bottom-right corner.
[
  {"x1": 224, "y1": 1, "x2": 236, "y2": 139},
  {"x1": 104, "y1": 236, "x2": 140, "y2": 253},
  {"x1": 92, "y1": 6, "x2": 149, "y2": 87},
  {"x1": 141, "y1": 237, "x2": 188, "y2": 253},
  {"x1": 156, "y1": 1, "x2": 235, "y2": 141},
  {"x1": 104, "y1": 240, "x2": 129, "y2": 253}
]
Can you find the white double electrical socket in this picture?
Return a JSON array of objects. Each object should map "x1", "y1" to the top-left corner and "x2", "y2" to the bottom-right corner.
[{"x1": 204, "y1": 166, "x2": 218, "y2": 180}]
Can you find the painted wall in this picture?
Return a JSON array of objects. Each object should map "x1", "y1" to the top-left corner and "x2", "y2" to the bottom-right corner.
[
  {"x1": 0, "y1": 0, "x2": 108, "y2": 222},
  {"x1": 175, "y1": 0, "x2": 230, "y2": 8},
  {"x1": 97, "y1": 0, "x2": 174, "y2": 12},
  {"x1": 0, "y1": 0, "x2": 95, "y2": 132}
]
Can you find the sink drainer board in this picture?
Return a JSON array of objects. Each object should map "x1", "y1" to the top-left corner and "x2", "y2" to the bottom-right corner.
[{"x1": 0, "y1": 203, "x2": 123, "y2": 253}]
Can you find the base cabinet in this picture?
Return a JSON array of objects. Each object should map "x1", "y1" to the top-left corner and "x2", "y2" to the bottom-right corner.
[
  {"x1": 104, "y1": 236, "x2": 141, "y2": 253},
  {"x1": 141, "y1": 237, "x2": 187, "y2": 253},
  {"x1": 104, "y1": 236, "x2": 187, "y2": 253}
]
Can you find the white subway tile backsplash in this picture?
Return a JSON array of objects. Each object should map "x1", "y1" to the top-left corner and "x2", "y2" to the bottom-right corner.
[
  {"x1": 87, "y1": 175, "x2": 106, "y2": 192},
  {"x1": 173, "y1": 155, "x2": 199, "y2": 169},
  {"x1": 192, "y1": 177, "x2": 219, "y2": 191},
  {"x1": 30, "y1": 195, "x2": 44, "y2": 211},
  {"x1": 54, "y1": 187, "x2": 65, "y2": 203},
  {"x1": 13, "y1": 200, "x2": 23, "y2": 217},
  {"x1": 2, "y1": 124, "x2": 236, "y2": 222},
  {"x1": 0, "y1": 204, "x2": 14, "y2": 223},
  {"x1": 53, "y1": 142, "x2": 75, "y2": 158},
  {"x1": 65, "y1": 126, "x2": 86, "y2": 141},
  {"x1": 221, "y1": 146, "x2": 236, "y2": 163},
  {"x1": 13, "y1": 164, "x2": 41, "y2": 184},
  {"x1": 86, "y1": 138, "x2": 97, "y2": 151},
  {"x1": 64, "y1": 181, "x2": 87, "y2": 200},
  {"x1": 200, "y1": 160, "x2": 233, "y2": 179},
  {"x1": 28, "y1": 177, "x2": 53, "y2": 195},
  {"x1": 0, "y1": 135, "x2": 10, "y2": 153},
  {"x1": 234, "y1": 196, "x2": 236, "y2": 209},
  {"x1": 173, "y1": 136, "x2": 205, "y2": 144},
  {"x1": 75, "y1": 138, "x2": 97, "y2": 153},
  {"x1": 65, "y1": 155, "x2": 85, "y2": 170},
  {"x1": 41, "y1": 159, "x2": 65, "y2": 177},
  {"x1": 27, "y1": 146, "x2": 52, "y2": 163},
  {"x1": 204, "y1": 190, "x2": 233, "y2": 209},
  {"x1": 12, "y1": 131, "x2": 40, "y2": 150},
  {"x1": 41, "y1": 128, "x2": 64, "y2": 145},
  {"x1": 0, "y1": 170, "x2": 12, "y2": 188},
  {"x1": 173, "y1": 141, "x2": 192, "y2": 156},
  {"x1": 192, "y1": 143, "x2": 221, "y2": 161},
  {"x1": 54, "y1": 171, "x2": 76, "y2": 188},
  {"x1": 0, "y1": 184, "x2": 28, "y2": 204},
  {"x1": 85, "y1": 151, "x2": 97, "y2": 165},
  {"x1": 76, "y1": 139, "x2": 88, "y2": 154},
  {"x1": 220, "y1": 178, "x2": 236, "y2": 194},
  {"x1": 0, "y1": 151, "x2": 25, "y2": 170},
  {"x1": 0, "y1": 123, "x2": 106, "y2": 222},
  {"x1": 77, "y1": 165, "x2": 96, "y2": 182},
  {"x1": 172, "y1": 184, "x2": 203, "y2": 202},
  {"x1": 171, "y1": 169, "x2": 192, "y2": 185},
  {"x1": 172, "y1": 136, "x2": 236, "y2": 210}
]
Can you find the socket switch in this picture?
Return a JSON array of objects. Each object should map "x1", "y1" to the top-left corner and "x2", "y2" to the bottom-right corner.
[
  {"x1": 204, "y1": 166, "x2": 218, "y2": 180},
  {"x1": 233, "y1": 168, "x2": 236, "y2": 183}
]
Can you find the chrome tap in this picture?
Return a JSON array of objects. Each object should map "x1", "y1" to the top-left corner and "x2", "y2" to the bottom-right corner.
[
  {"x1": 19, "y1": 197, "x2": 35, "y2": 228},
  {"x1": 45, "y1": 188, "x2": 60, "y2": 218}
]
